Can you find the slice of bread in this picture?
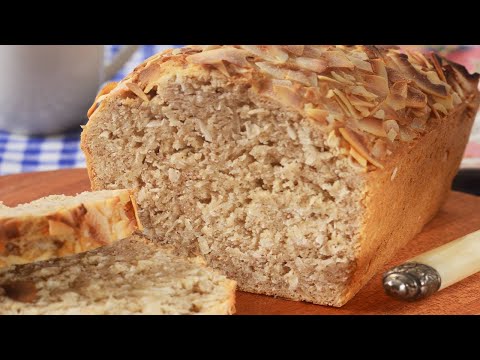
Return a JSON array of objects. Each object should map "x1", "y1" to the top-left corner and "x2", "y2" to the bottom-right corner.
[
  {"x1": 0, "y1": 190, "x2": 142, "y2": 268},
  {"x1": 0, "y1": 235, "x2": 236, "y2": 315}
]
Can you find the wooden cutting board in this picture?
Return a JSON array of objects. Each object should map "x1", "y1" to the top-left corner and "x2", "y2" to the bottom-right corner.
[{"x1": 1, "y1": 169, "x2": 479, "y2": 315}]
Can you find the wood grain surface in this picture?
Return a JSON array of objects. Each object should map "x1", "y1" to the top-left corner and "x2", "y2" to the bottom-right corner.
[{"x1": 1, "y1": 169, "x2": 479, "y2": 315}]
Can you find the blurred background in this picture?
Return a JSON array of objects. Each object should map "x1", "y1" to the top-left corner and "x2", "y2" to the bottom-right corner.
[{"x1": 0, "y1": 45, "x2": 479, "y2": 177}]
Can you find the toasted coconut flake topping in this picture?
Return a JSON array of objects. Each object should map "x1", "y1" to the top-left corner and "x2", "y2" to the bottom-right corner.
[
  {"x1": 357, "y1": 118, "x2": 387, "y2": 137},
  {"x1": 370, "y1": 58, "x2": 388, "y2": 79},
  {"x1": 331, "y1": 71, "x2": 355, "y2": 85},
  {"x1": 240, "y1": 45, "x2": 289, "y2": 64},
  {"x1": 445, "y1": 60, "x2": 480, "y2": 94},
  {"x1": 351, "y1": 85, "x2": 378, "y2": 100},
  {"x1": 349, "y1": 95, "x2": 376, "y2": 108},
  {"x1": 350, "y1": 147, "x2": 368, "y2": 167},
  {"x1": 212, "y1": 61, "x2": 231, "y2": 77},
  {"x1": 284, "y1": 45, "x2": 305, "y2": 56},
  {"x1": 334, "y1": 89, "x2": 358, "y2": 118},
  {"x1": 271, "y1": 84, "x2": 304, "y2": 111},
  {"x1": 386, "y1": 81, "x2": 408, "y2": 111},
  {"x1": 373, "y1": 109, "x2": 385, "y2": 119},
  {"x1": 384, "y1": 119, "x2": 400, "y2": 141},
  {"x1": 119, "y1": 44, "x2": 477, "y2": 171},
  {"x1": 317, "y1": 75, "x2": 342, "y2": 85},
  {"x1": 390, "y1": 53, "x2": 448, "y2": 98},
  {"x1": 371, "y1": 139, "x2": 388, "y2": 160},
  {"x1": 187, "y1": 48, "x2": 250, "y2": 67},
  {"x1": 324, "y1": 51, "x2": 354, "y2": 69},
  {"x1": 295, "y1": 57, "x2": 327, "y2": 73},
  {"x1": 339, "y1": 127, "x2": 384, "y2": 168},
  {"x1": 347, "y1": 55, "x2": 373, "y2": 72},
  {"x1": 87, "y1": 82, "x2": 118, "y2": 118},
  {"x1": 363, "y1": 74, "x2": 390, "y2": 98},
  {"x1": 406, "y1": 86, "x2": 428, "y2": 108},
  {"x1": 126, "y1": 82, "x2": 149, "y2": 102},
  {"x1": 399, "y1": 126, "x2": 417, "y2": 142},
  {"x1": 305, "y1": 107, "x2": 330, "y2": 125},
  {"x1": 256, "y1": 62, "x2": 315, "y2": 87},
  {"x1": 433, "y1": 102, "x2": 448, "y2": 116},
  {"x1": 430, "y1": 52, "x2": 447, "y2": 82}
]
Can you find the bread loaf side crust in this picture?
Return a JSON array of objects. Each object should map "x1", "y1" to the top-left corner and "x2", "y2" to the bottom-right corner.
[
  {"x1": 0, "y1": 190, "x2": 142, "y2": 268},
  {"x1": 340, "y1": 95, "x2": 480, "y2": 305}
]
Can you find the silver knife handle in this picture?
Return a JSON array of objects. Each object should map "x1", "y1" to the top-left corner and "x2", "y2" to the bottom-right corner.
[
  {"x1": 382, "y1": 262, "x2": 441, "y2": 301},
  {"x1": 382, "y1": 228, "x2": 480, "y2": 302}
]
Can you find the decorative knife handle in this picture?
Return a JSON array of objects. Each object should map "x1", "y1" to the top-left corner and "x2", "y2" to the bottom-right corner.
[
  {"x1": 382, "y1": 229, "x2": 480, "y2": 302},
  {"x1": 382, "y1": 262, "x2": 441, "y2": 301}
]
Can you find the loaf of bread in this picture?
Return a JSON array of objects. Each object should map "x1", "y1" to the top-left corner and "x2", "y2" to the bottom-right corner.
[
  {"x1": 0, "y1": 235, "x2": 236, "y2": 314},
  {"x1": 0, "y1": 190, "x2": 142, "y2": 268},
  {"x1": 81, "y1": 45, "x2": 480, "y2": 307}
]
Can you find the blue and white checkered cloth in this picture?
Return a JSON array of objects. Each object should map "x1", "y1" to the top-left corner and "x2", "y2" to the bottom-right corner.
[{"x1": 0, "y1": 45, "x2": 181, "y2": 176}]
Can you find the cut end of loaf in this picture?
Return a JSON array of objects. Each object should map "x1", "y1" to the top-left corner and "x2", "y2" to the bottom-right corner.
[{"x1": 82, "y1": 62, "x2": 366, "y2": 306}]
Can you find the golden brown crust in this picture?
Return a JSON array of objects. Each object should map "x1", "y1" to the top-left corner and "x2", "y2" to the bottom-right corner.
[{"x1": 0, "y1": 190, "x2": 142, "y2": 268}]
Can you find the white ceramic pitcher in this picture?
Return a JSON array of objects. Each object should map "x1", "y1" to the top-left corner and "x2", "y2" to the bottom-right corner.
[{"x1": 0, "y1": 45, "x2": 138, "y2": 135}]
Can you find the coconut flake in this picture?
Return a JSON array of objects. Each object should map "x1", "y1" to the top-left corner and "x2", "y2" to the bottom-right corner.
[
  {"x1": 240, "y1": 45, "x2": 289, "y2": 63},
  {"x1": 331, "y1": 71, "x2": 355, "y2": 85},
  {"x1": 339, "y1": 127, "x2": 383, "y2": 168},
  {"x1": 363, "y1": 74, "x2": 390, "y2": 97},
  {"x1": 347, "y1": 55, "x2": 373, "y2": 72},
  {"x1": 351, "y1": 85, "x2": 378, "y2": 100},
  {"x1": 187, "y1": 47, "x2": 250, "y2": 67},
  {"x1": 399, "y1": 126, "x2": 417, "y2": 142},
  {"x1": 324, "y1": 51, "x2": 354, "y2": 69},
  {"x1": 383, "y1": 119, "x2": 399, "y2": 141},
  {"x1": 295, "y1": 57, "x2": 327, "y2": 73},
  {"x1": 272, "y1": 84, "x2": 304, "y2": 111},
  {"x1": 357, "y1": 118, "x2": 387, "y2": 137},
  {"x1": 305, "y1": 108, "x2": 329, "y2": 125},
  {"x1": 284, "y1": 45, "x2": 305, "y2": 56},
  {"x1": 125, "y1": 82, "x2": 149, "y2": 102}
]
